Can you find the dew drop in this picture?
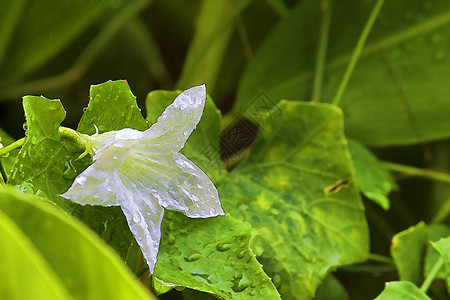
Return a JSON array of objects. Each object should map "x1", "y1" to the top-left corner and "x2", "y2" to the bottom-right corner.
[
  {"x1": 75, "y1": 176, "x2": 87, "y2": 186},
  {"x1": 168, "y1": 234, "x2": 175, "y2": 245},
  {"x1": 237, "y1": 250, "x2": 246, "y2": 259},
  {"x1": 168, "y1": 222, "x2": 175, "y2": 231},
  {"x1": 216, "y1": 242, "x2": 232, "y2": 252},
  {"x1": 184, "y1": 252, "x2": 201, "y2": 262},
  {"x1": 133, "y1": 211, "x2": 141, "y2": 223},
  {"x1": 231, "y1": 275, "x2": 250, "y2": 292},
  {"x1": 270, "y1": 208, "x2": 279, "y2": 216}
]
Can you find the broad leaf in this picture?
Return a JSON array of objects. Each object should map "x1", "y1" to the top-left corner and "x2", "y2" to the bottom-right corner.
[
  {"x1": 221, "y1": 101, "x2": 369, "y2": 299},
  {"x1": 78, "y1": 80, "x2": 149, "y2": 134},
  {"x1": 0, "y1": 187, "x2": 155, "y2": 299},
  {"x1": 235, "y1": 0, "x2": 450, "y2": 146},
  {"x1": 154, "y1": 212, "x2": 280, "y2": 299},
  {"x1": 391, "y1": 222, "x2": 428, "y2": 285},
  {"x1": 8, "y1": 96, "x2": 88, "y2": 211},
  {"x1": 375, "y1": 281, "x2": 431, "y2": 300},
  {"x1": 0, "y1": 206, "x2": 71, "y2": 299},
  {"x1": 348, "y1": 139, "x2": 397, "y2": 209}
]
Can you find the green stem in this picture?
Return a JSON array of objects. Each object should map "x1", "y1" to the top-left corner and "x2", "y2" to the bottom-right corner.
[
  {"x1": 382, "y1": 161, "x2": 450, "y2": 184},
  {"x1": 367, "y1": 253, "x2": 394, "y2": 265},
  {"x1": 311, "y1": 0, "x2": 332, "y2": 103},
  {"x1": 0, "y1": 137, "x2": 25, "y2": 156},
  {"x1": 58, "y1": 127, "x2": 95, "y2": 160},
  {"x1": 0, "y1": 127, "x2": 95, "y2": 160},
  {"x1": 332, "y1": 0, "x2": 386, "y2": 106},
  {"x1": 420, "y1": 257, "x2": 443, "y2": 293}
]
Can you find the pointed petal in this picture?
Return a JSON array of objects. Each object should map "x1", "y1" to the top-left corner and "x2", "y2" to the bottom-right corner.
[
  {"x1": 122, "y1": 142, "x2": 224, "y2": 218},
  {"x1": 60, "y1": 144, "x2": 131, "y2": 206},
  {"x1": 60, "y1": 164, "x2": 122, "y2": 206},
  {"x1": 143, "y1": 84, "x2": 206, "y2": 152},
  {"x1": 168, "y1": 153, "x2": 225, "y2": 217},
  {"x1": 119, "y1": 176, "x2": 164, "y2": 274}
]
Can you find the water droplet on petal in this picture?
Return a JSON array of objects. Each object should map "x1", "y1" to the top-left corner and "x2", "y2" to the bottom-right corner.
[
  {"x1": 133, "y1": 211, "x2": 141, "y2": 223},
  {"x1": 75, "y1": 176, "x2": 87, "y2": 186}
]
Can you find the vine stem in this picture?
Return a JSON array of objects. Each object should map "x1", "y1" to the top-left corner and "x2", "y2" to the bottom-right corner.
[
  {"x1": 0, "y1": 137, "x2": 25, "y2": 156},
  {"x1": 0, "y1": 127, "x2": 95, "y2": 160},
  {"x1": 311, "y1": 0, "x2": 332, "y2": 103},
  {"x1": 382, "y1": 161, "x2": 450, "y2": 184},
  {"x1": 332, "y1": 0, "x2": 386, "y2": 106},
  {"x1": 420, "y1": 256, "x2": 443, "y2": 293}
]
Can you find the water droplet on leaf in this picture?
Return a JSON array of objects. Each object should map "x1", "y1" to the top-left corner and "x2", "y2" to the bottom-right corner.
[
  {"x1": 184, "y1": 252, "x2": 201, "y2": 262},
  {"x1": 216, "y1": 242, "x2": 232, "y2": 252}
]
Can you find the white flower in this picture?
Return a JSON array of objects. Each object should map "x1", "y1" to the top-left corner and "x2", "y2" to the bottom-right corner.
[{"x1": 61, "y1": 84, "x2": 225, "y2": 273}]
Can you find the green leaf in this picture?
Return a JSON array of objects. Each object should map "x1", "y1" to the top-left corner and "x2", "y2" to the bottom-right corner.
[
  {"x1": 0, "y1": 0, "x2": 109, "y2": 84},
  {"x1": 348, "y1": 139, "x2": 397, "y2": 209},
  {"x1": 235, "y1": 0, "x2": 450, "y2": 146},
  {"x1": 391, "y1": 222, "x2": 428, "y2": 285},
  {"x1": 221, "y1": 101, "x2": 369, "y2": 299},
  {"x1": 78, "y1": 80, "x2": 149, "y2": 134},
  {"x1": 375, "y1": 281, "x2": 432, "y2": 300},
  {"x1": 146, "y1": 89, "x2": 224, "y2": 180},
  {"x1": 0, "y1": 187, "x2": 155, "y2": 299},
  {"x1": 154, "y1": 211, "x2": 280, "y2": 300},
  {"x1": 0, "y1": 206, "x2": 71, "y2": 299},
  {"x1": 430, "y1": 236, "x2": 450, "y2": 290},
  {"x1": 8, "y1": 96, "x2": 87, "y2": 211}
]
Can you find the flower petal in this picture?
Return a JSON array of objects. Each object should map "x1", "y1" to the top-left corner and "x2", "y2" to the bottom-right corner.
[
  {"x1": 142, "y1": 84, "x2": 206, "y2": 153},
  {"x1": 119, "y1": 175, "x2": 164, "y2": 274},
  {"x1": 168, "y1": 153, "x2": 225, "y2": 218},
  {"x1": 60, "y1": 164, "x2": 122, "y2": 206}
]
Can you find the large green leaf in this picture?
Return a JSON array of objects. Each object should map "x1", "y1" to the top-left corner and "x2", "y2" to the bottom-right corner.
[
  {"x1": 221, "y1": 101, "x2": 369, "y2": 299},
  {"x1": 78, "y1": 80, "x2": 149, "y2": 134},
  {"x1": 235, "y1": 0, "x2": 450, "y2": 146},
  {"x1": 348, "y1": 139, "x2": 397, "y2": 209},
  {"x1": 0, "y1": 0, "x2": 109, "y2": 84},
  {"x1": 375, "y1": 281, "x2": 431, "y2": 300},
  {"x1": 0, "y1": 187, "x2": 155, "y2": 299},
  {"x1": 391, "y1": 222, "x2": 428, "y2": 285},
  {"x1": 0, "y1": 206, "x2": 71, "y2": 299},
  {"x1": 154, "y1": 212, "x2": 280, "y2": 299},
  {"x1": 8, "y1": 96, "x2": 87, "y2": 211}
]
